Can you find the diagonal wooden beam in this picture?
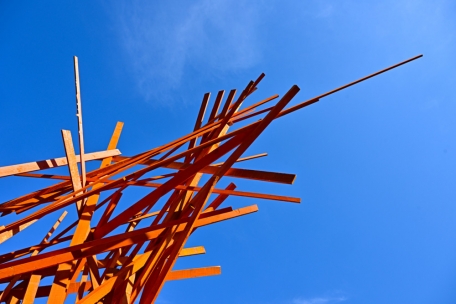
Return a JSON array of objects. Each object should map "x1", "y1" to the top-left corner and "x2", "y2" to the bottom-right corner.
[
  {"x1": 0, "y1": 149, "x2": 121, "y2": 178},
  {"x1": 0, "y1": 220, "x2": 37, "y2": 244},
  {"x1": 112, "y1": 156, "x2": 294, "y2": 184},
  {"x1": 207, "y1": 90, "x2": 224, "y2": 122},
  {"x1": 61, "y1": 130, "x2": 83, "y2": 211},
  {"x1": 14, "y1": 173, "x2": 300, "y2": 203}
]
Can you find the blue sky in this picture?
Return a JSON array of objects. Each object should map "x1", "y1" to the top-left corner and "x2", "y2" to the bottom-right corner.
[{"x1": 1, "y1": 1, "x2": 456, "y2": 303}]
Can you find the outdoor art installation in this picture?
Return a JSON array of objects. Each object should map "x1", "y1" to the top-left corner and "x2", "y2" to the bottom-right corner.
[{"x1": 0, "y1": 54, "x2": 422, "y2": 303}]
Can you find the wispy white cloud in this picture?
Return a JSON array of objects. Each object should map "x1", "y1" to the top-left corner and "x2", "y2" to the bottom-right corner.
[
  {"x1": 111, "y1": 0, "x2": 264, "y2": 102},
  {"x1": 293, "y1": 296, "x2": 347, "y2": 304}
]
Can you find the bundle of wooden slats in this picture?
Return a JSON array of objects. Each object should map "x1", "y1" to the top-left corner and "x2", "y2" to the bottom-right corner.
[{"x1": 0, "y1": 55, "x2": 421, "y2": 303}]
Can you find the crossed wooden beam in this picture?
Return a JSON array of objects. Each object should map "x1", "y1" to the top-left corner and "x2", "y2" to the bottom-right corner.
[{"x1": 0, "y1": 54, "x2": 421, "y2": 303}]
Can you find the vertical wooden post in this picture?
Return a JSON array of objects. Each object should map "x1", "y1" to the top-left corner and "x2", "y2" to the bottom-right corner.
[{"x1": 74, "y1": 56, "x2": 86, "y2": 187}]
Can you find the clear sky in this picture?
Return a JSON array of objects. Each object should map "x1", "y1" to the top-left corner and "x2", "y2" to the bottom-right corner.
[{"x1": 1, "y1": 1, "x2": 455, "y2": 303}]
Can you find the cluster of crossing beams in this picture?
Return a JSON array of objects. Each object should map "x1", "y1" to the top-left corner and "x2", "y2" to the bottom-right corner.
[{"x1": 0, "y1": 55, "x2": 421, "y2": 303}]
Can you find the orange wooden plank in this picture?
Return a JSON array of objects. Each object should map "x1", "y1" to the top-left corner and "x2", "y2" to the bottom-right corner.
[
  {"x1": 207, "y1": 90, "x2": 224, "y2": 122},
  {"x1": 113, "y1": 156, "x2": 295, "y2": 184},
  {"x1": 22, "y1": 275, "x2": 40, "y2": 304},
  {"x1": 0, "y1": 219, "x2": 37, "y2": 244},
  {"x1": 217, "y1": 89, "x2": 236, "y2": 120},
  {"x1": 123, "y1": 178, "x2": 300, "y2": 203},
  {"x1": 61, "y1": 130, "x2": 84, "y2": 211},
  {"x1": 211, "y1": 152, "x2": 267, "y2": 166},
  {"x1": 165, "y1": 266, "x2": 221, "y2": 281},
  {"x1": 0, "y1": 149, "x2": 121, "y2": 178},
  {"x1": 95, "y1": 247, "x2": 205, "y2": 269}
]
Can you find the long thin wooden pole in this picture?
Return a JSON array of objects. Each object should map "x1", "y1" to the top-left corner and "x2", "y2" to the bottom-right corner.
[{"x1": 74, "y1": 56, "x2": 86, "y2": 187}]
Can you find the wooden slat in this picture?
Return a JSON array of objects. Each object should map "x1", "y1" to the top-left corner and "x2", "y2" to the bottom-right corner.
[
  {"x1": 187, "y1": 93, "x2": 210, "y2": 153},
  {"x1": 211, "y1": 152, "x2": 267, "y2": 166},
  {"x1": 0, "y1": 149, "x2": 121, "y2": 178},
  {"x1": 208, "y1": 90, "x2": 224, "y2": 122},
  {"x1": 166, "y1": 266, "x2": 221, "y2": 281},
  {"x1": 218, "y1": 89, "x2": 236, "y2": 120},
  {"x1": 113, "y1": 155, "x2": 295, "y2": 185},
  {"x1": 0, "y1": 220, "x2": 37, "y2": 244},
  {"x1": 74, "y1": 56, "x2": 87, "y2": 187},
  {"x1": 126, "y1": 180, "x2": 300, "y2": 203},
  {"x1": 61, "y1": 129, "x2": 83, "y2": 211},
  {"x1": 179, "y1": 246, "x2": 206, "y2": 257},
  {"x1": 94, "y1": 246, "x2": 206, "y2": 269}
]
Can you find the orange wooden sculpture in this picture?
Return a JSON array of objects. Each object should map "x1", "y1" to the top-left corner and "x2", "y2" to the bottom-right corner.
[{"x1": 0, "y1": 55, "x2": 421, "y2": 303}]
